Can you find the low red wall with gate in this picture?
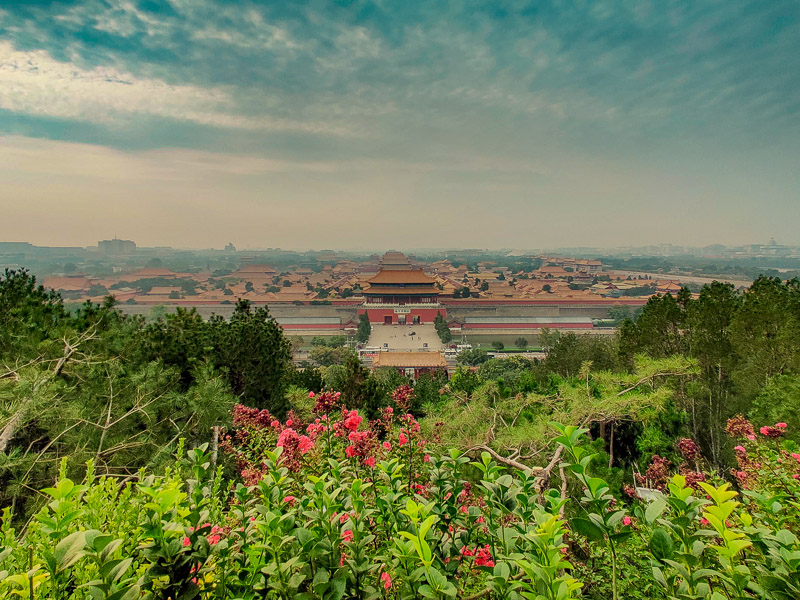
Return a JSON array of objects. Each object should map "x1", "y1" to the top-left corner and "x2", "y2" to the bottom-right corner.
[{"x1": 358, "y1": 308, "x2": 446, "y2": 324}]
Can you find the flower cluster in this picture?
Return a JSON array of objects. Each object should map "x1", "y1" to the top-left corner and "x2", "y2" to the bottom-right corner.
[
  {"x1": 637, "y1": 455, "x2": 672, "y2": 491},
  {"x1": 677, "y1": 438, "x2": 701, "y2": 463},
  {"x1": 391, "y1": 385, "x2": 415, "y2": 412},
  {"x1": 726, "y1": 414, "x2": 756, "y2": 441},
  {"x1": 312, "y1": 390, "x2": 342, "y2": 414}
]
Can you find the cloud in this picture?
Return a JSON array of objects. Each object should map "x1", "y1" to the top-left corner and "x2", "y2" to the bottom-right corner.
[{"x1": 0, "y1": 40, "x2": 353, "y2": 135}]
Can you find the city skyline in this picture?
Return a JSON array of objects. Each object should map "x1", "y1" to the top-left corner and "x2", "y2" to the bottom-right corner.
[{"x1": 2, "y1": 1, "x2": 799, "y2": 248}]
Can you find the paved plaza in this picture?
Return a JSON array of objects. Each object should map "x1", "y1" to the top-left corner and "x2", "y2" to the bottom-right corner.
[{"x1": 367, "y1": 323, "x2": 443, "y2": 351}]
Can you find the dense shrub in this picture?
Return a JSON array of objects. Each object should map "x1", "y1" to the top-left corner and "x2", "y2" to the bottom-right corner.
[{"x1": 1, "y1": 395, "x2": 798, "y2": 599}]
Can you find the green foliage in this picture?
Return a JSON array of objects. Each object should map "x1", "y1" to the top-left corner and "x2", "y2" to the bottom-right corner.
[
  {"x1": 433, "y1": 312, "x2": 452, "y2": 344},
  {"x1": 543, "y1": 333, "x2": 618, "y2": 377},
  {"x1": 456, "y1": 348, "x2": 490, "y2": 366},
  {"x1": 356, "y1": 312, "x2": 371, "y2": 344}
]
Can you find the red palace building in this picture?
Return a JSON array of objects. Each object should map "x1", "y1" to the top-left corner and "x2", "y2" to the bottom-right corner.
[{"x1": 359, "y1": 252, "x2": 444, "y2": 325}]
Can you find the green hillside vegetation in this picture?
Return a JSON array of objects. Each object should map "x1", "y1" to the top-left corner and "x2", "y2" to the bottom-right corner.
[{"x1": 1, "y1": 269, "x2": 800, "y2": 599}]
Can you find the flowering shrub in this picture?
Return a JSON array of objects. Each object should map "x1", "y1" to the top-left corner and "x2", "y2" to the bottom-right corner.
[{"x1": 0, "y1": 399, "x2": 798, "y2": 600}]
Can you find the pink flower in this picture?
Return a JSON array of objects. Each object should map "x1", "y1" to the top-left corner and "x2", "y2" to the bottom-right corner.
[
  {"x1": 383, "y1": 441, "x2": 392, "y2": 450},
  {"x1": 364, "y1": 456, "x2": 376, "y2": 468},
  {"x1": 776, "y1": 422, "x2": 788, "y2": 429},
  {"x1": 182, "y1": 536, "x2": 191, "y2": 547},
  {"x1": 345, "y1": 445, "x2": 356, "y2": 458},
  {"x1": 286, "y1": 419, "x2": 293, "y2": 427},
  {"x1": 793, "y1": 474, "x2": 799, "y2": 480},
  {"x1": 340, "y1": 513, "x2": 349, "y2": 524},
  {"x1": 308, "y1": 391, "x2": 315, "y2": 398},
  {"x1": 791, "y1": 452, "x2": 800, "y2": 461},
  {"x1": 283, "y1": 495, "x2": 296, "y2": 505},
  {"x1": 381, "y1": 572, "x2": 392, "y2": 590},
  {"x1": 298, "y1": 435, "x2": 314, "y2": 454},
  {"x1": 760, "y1": 426, "x2": 770, "y2": 436},
  {"x1": 271, "y1": 420, "x2": 280, "y2": 428},
  {"x1": 747, "y1": 434, "x2": 756, "y2": 441},
  {"x1": 344, "y1": 412, "x2": 363, "y2": 432},
  {"x1": 700, "y1": 517, "x2": 709, "y2": 526},
  {"x1": 342, "y1": 530, "x2": 353, "y2": 542},
  {"x1": 734, "y1": 445, "x2": 746, "y2": 453},
  {"x1": 622, "y1": 516, "x2": 632, "y2": 526},
  {"x1": 423, "y1": 454, "x2": 431, "y2": 463},
  {"x1": 399, "y1": 433, "x2": 408, "y2": 446},
  {"x1": 385, "y1": 407, "x2": 394, "y2": 414}
]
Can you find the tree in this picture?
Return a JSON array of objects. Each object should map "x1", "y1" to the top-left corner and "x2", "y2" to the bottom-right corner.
[
  {"x1": 245, "y1": 281, "x2": 255, "y2": 293},
  {"x1": 357, "y1": 312, "x2": 371, "y2": 343},
  {"x1": 456, "y1": 348, "x2": 490, "y2": 366},
  {"x1": 491, "y1": 341, "x2": 505, "y2": 351},
  {"x1": 480, "y1": 281, "x2": 489, "y2": 292},
  {"x1": 515, "y1": 337, "x2": 529, "y2": 349},
  {"x1": 544, "y1": 333, "x2": 618, "y2": 378},
  {"x1": 210, "y1": 299, "x2": 292, "y2": 413},
  {"x1": 434, "y1": 312, "x2": 452, "y2": 344},
  {"x1": 542, "y1": 284, "x2": 551, "y2": 293},
  {"x1": 309, "y1": 346, "x2": 356, "y2": 367}
]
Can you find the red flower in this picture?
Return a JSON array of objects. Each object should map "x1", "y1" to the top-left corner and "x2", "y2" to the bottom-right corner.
[
  {"x1": 182, "y1": 536, "x2": 191, "y2": 547},
  {"x1": 308, "y1": 391, "x2": 315, "y2": 398},
  {"x1": 760, "y1": 425, "x2": 784, "y2": 438},
  {"x1": 342, "y1": 530, "x2": 354, "y2": 542},
  {"x1": 423, "y1": 454, "x2": 431, "y2": 463},
  {"x1": 270, "y1": 420, "x2": 280, "y2": 428},
  {"x1": 399, "y1": 433, "x2": 408, "y2": 446},
  {"x1": 364, "y1": 456, "x2": 376, "y2": 468},
  {"x1": 776, "y1": 422, "x2": 788, "y2": 429},
  {"x1": 622, "y1": 516, "x2": 632, "y2": 526},
  {"x1": 344, "y1": 410, "x2": 363, "y2": 432},
  {"x1": 474, "y1": 544, "x2": 494, "y2": 567},
  {"x1": 383, "y1": 441, "x2": 391, "y2": 450},
  {"x1": 346, "y1": 445, "x2": 356, "y2": 458},
  {"x1": 381, "y1": 572, "x2": 392, "y2": 590},
  {"x1": 298, "y1": 435, "x2": 314, "y2": 454},
  {"x1": 283, "y1": 495, "x2": 296, "y2": 505}
]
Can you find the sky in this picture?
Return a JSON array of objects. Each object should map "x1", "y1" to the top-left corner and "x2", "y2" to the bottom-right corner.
[{"x1": 1, "y1": 0, "x2": 798, "y2": 250}]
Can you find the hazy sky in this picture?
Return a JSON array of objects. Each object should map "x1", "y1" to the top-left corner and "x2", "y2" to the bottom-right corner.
[{"x1": 1, "y1": 0, "x2": 798, "y2": 250}]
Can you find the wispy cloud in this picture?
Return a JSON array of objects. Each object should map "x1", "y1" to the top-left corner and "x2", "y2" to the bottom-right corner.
[{"x1": 0, "y1": 40, "x2": 353, "y2": 135}]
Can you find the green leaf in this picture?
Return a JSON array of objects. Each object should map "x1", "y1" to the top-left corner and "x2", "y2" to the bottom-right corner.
[
  {"x1": 571, "y1": 517, "x2": 605, "y2": 542},
  {"x1": 54, "y1": 530, "x2": 87, "y2": 571},
  {"x1": 645, "y1": 498, "x2": 667, "y2": 524},
  {"x1": 650, "y1": 528, "x2": 674, "y2": 561}
]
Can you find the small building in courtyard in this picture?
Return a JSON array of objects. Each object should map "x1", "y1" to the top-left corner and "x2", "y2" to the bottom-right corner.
[{"x1": 371, "y1": 351, "x2": 449, "y2": 380}]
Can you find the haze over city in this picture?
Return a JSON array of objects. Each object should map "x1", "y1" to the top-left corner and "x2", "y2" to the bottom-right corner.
[{"x1": 2, "y1": 0, "x2": 799, "y2": 248}]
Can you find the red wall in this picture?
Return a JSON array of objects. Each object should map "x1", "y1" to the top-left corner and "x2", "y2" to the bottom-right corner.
[
  {"x1": 463, "y1": 322, "x2": 593, "y2": 329},
  {"x1": 358, "y1": 308, "x2": 446, "y2": 324}
]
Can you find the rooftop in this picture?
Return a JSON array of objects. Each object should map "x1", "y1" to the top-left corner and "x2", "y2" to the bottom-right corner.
[
  {"x1": 372, "y1": 351, "x2": 448, "y2": 368},
  {"x1": 366, "y1": 269, "x2": 437, "y2": 285}
]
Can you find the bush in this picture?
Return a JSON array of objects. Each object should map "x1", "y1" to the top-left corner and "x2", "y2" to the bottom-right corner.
[{"x1": 1, "y1": 403, "x2": 798, "y2": 600}]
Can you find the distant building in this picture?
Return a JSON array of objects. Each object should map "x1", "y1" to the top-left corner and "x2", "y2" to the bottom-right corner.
[
  {"x1": 371, "y1": 351, "x2": 449, "y2": 380},
  {"x1": 224, "y1": 242, "x2": 236, "y2": 253},
  {"x1": 99, "y1": 238, "x2": 136, "y2": 257},
  {"x1": 360, "y1": 252, "x2": 442, "y2": 324}
]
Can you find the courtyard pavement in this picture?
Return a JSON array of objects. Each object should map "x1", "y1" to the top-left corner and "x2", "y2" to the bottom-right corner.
[{"x1": 367, "y1": 323, "x2": 443, "y2": 351}]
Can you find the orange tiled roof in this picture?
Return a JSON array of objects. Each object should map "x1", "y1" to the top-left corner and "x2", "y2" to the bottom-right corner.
[
  {"x1": 366, "y1": 269, "x2": 437, "y2": 285},
  {"x1": 372, "y1": 352, "x2": 448, "y2": 368}
]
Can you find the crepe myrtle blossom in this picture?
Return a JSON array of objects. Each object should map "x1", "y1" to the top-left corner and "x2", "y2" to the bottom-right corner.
[{"x1": 381, "y1": 572, "x2": 392, "y2": 590}]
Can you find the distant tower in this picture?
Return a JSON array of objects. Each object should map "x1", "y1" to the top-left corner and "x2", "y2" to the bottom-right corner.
[
  {"x1": 98, "y1": 238, "x2": 136, "y2": 257},
  {"x1": 224, "y1": 242, "x2": 236, "y2": 253}
]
